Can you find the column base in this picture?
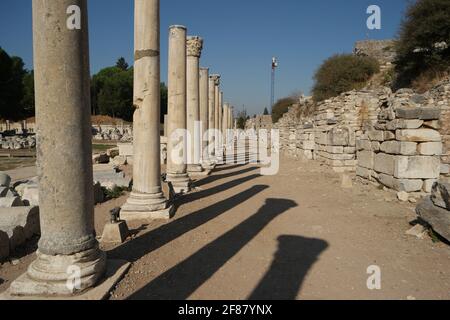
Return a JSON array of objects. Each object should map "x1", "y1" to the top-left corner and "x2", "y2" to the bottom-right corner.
[
  {"x1": 166, "y1": 173, "x2": 191, "y2": 194},
  {"x1": 2, "y1": 259, "x2": 130, "y2": 300},
  {"x1": 187, "y1": 164, "x2": 204, "y2": 173},
  {"x1": 8, "y1": 246, "x2": 106, "y2": 297},
  {"x1": 121, "y1": 191, "x2": 173, "y2": 221}
]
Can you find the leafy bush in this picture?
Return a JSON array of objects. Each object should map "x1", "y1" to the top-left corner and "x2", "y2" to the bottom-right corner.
[
  {"x1": 394, "y1": 0, "x2": 450, "y2": 89},
  {"x1": 312, "y1": 54, "x2": 379, "y2": 102},
  {"x1": 271, "y1": 97, "x2": 296, "y2": 123}
]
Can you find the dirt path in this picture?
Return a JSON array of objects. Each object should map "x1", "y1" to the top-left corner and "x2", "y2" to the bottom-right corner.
[
  {"x1": 108, "y1": 156, "x2": 450, "y2": 300},
  {"x1": 1, "y1": 156, "x2": 449, "y2": 299}
]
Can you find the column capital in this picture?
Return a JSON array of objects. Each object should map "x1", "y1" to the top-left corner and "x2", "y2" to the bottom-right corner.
[
  {"x1": 210, "y1": 74, "x2": 221, "y2": 85},
  {"x1": 187, "y1": 36, "x2": 203, "y2": 57}
]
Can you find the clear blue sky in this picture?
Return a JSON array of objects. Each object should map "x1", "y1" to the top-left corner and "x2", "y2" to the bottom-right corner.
[{"x1": 0, "y1": 0, "x2": 409, "y2": 115}]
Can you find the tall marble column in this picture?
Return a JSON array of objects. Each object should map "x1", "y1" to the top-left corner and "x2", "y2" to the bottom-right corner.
[
  {"x1": 186, "y1": 36, "x2": 203, "y2": 174},
  {"x1": 208, "y1": 74, "x2": 220, "y2": 162},
  {"x1": 199, "y1": 68, "x2": 212, "y2": 169},
  {"x1": 166, "y1": 25, "x2": 190, "y2": 194},
  {"x1": 213, "y1": 76, "x2": 221, "y2": 162},
  {"x1": 223, "y1": 103, "x2": 229, "y2": 146},
  {"x1": 9, "y1": 0, "x2": 106, "y2": 296},
  {"x1": 121, "y1": 0, "x2": 172, "y2": 221}
]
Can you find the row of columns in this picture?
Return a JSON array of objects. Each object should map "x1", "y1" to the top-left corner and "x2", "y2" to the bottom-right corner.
[{"x1": 7, "y1": 0, "x2": 235, "y2": 298}]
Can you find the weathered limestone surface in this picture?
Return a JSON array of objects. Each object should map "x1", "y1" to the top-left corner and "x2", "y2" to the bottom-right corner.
[
  {"x1": 121, "y1": 0, "x2": 172, "y2": 220},
  {"x1": 416, "y1": 196, "x2": 450, "y2": 242},
  {"x1": 166, "y1": 25, "x2": 191, "y2": 194},
  {"x1": 0, "y1": 206, "x2": 40, "y2": 260},
  {"x1": 199, "y1": 68, "x2": 210, "y2": 168},
  {"x1": 186, "y1": 36, "x2": 203, "y2": 174},
  {"x1": 9, "y1": 0, "x2": 107, "y2": 297}
]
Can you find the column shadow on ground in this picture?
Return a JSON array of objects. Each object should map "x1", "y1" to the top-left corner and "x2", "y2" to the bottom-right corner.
[
  {"x1": 209, "y1": 164, "x2": 245, "y2": 173},
  {"x1": 194, "y1": 166, "x2": 258, "y2": 187},
  {"x1": 127, "y1": 198, "x2": 298, "y2": 300},
  {"x1": 179, "y1": 173, "x2": 262, "y2": 205},
  {"x1": 107, "y1": 181, "x2": 266, "y2": 263},
  {"x1": 248, "y1": 235, "x2": 328, "y2": 300}
]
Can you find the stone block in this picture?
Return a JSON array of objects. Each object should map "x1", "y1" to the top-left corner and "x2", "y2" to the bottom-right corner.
[
  {"x1": 22, "y1": 187, "x2": 39, "y2": 206},
  {"x1": 374, "y1": 153, "x2": 395, "y2": 175},
  {"x1": 344, "y1": 147, "x2": 356, "y2": 154},
  {"x1": 0, "y1": 206, "x2": 40, "y2": 252},
  {"x1": 356, "y1": 139, "x2": 372, "y2": 151},
  {"x1": 368, "y1": 130, "x2": 384, "y2": 142},
  {"x1": 423, "y1": 120, "x2": 440, "y2": 130},
  {"x1": 441, "y1": 164, "x2": 450, "y2": 175},
  {"x1": 326, "y1": 146, "x2": 344, "y2": 154},
  {"x1": 423, "y1": 179, "x2": 438, "y2": 193},
  {"x1": 356, "y1": 166, "x2": 374, "y2": 180},
  {"x1": 380, "y1": 141, "x2": 417, "y2": 155},
  {"x1": 303, "y1": 141, "x2": 315, "y2": 150},
  {"x1": 118, "y1": 143, "x2": 133, "y2": 157},
  {"x1": 394, "y1": 156, "x2": 440, "y2": 179},
  {"x1": 417, "y1": 142, "x2": 442, "y2": 156},
  {"x1": 384, "y1": 131, "x2": 396, "y2": 141},
  {"x1": 111, "y1": 156, "x2": 128, "y2": 166},
  {"x1": 371, "y1": 142, "x2": 381, "y2": 152},
  {"x1": 0, "y1": 173, "x2": 11, "y2": 188},
  {"x1": 377, "y1": 173, "x2": 394, "y2": 189},
  {"x1": 395, "y1": 107, "x2": 441, "y2": 120},
  {"x1": 431, "y1": 182, "x2": 450, "y2": 210},
  {"x1": 357, "y1": 151, "x2": 374, "y2": 169},
  {"x1": 0, "y1": 197, "x2": 24, "y2": 208},
  {"x1": 101, "y1": 221, "x2": 129, "y2": 244},
  {"x1": 416, "y1": 197, "x2": 450, "y2": 242},
  {"x1": 396, "y1": 129, "x2": 441, "y2": 142},
  {"x1": 393, "y1": 178, "x2": 423, "y2": 192},
  {"x1": 386, "y1": 119, "x2": 424, "y2": 130}
]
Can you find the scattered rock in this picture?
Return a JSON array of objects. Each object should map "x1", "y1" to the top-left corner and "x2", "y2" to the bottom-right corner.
[
  {"x1": 397, "y1": 191, "x2": 409, "y2": 202},
  {"x1": 0, "y1": 172, "x2": 11, "y2": 188},
  {"x1": 416, "y1": 196, "x2": 450, "y2": 242},
  {"x1": 405, "y1": 224, "x2": 427, "y2": 239}
]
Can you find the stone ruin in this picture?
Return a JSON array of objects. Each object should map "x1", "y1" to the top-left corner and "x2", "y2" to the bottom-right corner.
[
  {"x1": 0, "y1": 134, "x2": 36, "y2": 150},
  {"x1": 0, "y1": 172, "x2": 40, "y2": 261},
  {"x1": 92, "y1": 125, "x2": 133, "y2": 142},
  {"x1": 272, "y1": 77, "x2": 450, "y2": 242},
  {"x1": 275, "y1": 79, "x2": 450, "y2": 194}
]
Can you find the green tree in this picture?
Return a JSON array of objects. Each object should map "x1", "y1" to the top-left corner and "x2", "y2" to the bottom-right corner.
[
  {"x1": 236, "y1": 110, "x2": 247, "y2": 129},
  {"x1": 92, "y1": 66, "x2": 134, "y2": 121},
  {"x1": 271, "y1": 97, "x2": 296, "y2": 123},
  {"x1": 91, "y1": 60, "x2": 169, "y2": 122},
  {"x1": 0, "y1": 48, "x2": 27, "y2": 120},
  {"x1": 160, "y1": 82, "x2": 168, "y2": 123},
  {"x1": 312, "y1": 54, "x2": 379, "y2": 102},
  {"x1": 115, "y1": 57, "x2": 129, "y2": 71},
  {"x1": 263, "y1": 107, "x2": 269, "y2": 115},
  {"x1": 394, "y1": 0, "x2": 450, "y2": 88},
  {"x1": 21, "y1": 70, "x2": 35, "y2": 118}
]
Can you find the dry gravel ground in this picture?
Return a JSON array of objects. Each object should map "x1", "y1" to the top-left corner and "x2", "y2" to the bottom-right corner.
[{"x1": 1, "y1": 155, "x2": 449, "y2": 299}]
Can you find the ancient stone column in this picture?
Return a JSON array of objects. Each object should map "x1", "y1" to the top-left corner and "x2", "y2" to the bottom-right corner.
[
  {"x1": 213, "y1": 75, "x2": 221, "y2": 161},
  {"x1": 200, "y1": 68, "x2": 212, "y2": 169},
  {"x1": 166, "y1": 25, "x2": 190, "y2": 194},
  {"x1": 121, "y1": 0, "x2": 172, "y2": 220},
  {"x1": 223, "y1": 103, "x2": 229, "y2": 146},
  {"x1": 208, "y1": 75, "x2": 220, "y2": 162},
  {"x1": 9, "y1": 0, "x2": 106, "y2": 297},
  {"x1": 164, "y1": 114, "x2": 168, "y2": 137},
  {"x1": 186, "y1": 36, "x2": 203, "y2": 174}
]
